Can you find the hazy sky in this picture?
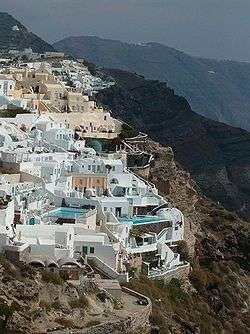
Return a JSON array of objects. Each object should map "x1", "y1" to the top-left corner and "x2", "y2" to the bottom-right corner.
[{"x1": 1, "y1": 0, "x2": 250, "y2": 61}]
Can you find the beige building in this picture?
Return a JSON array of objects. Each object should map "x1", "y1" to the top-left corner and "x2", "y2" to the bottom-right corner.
[
  {"x1": 49, "y1": 111, "x2": 121, "y2": 139},
  {"x1": 1, "y1": 67, "x2": 121, "y2": 138},
  {"x1": 66, "y1": 91, "x2": 95, "y2": 112},
  {"x1": 72, "y1": 174, "x2": 107, "y2": 196}
]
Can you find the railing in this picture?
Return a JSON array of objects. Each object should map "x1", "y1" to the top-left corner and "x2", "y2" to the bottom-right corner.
[
  {"x1": 157, "y1": 227, "x2": 170, "y2": 241},
  {"x1": 127, "y1": 242, "x2": 157, "y2": 254},
  {"x1": 87, "y1": 255, "x2": 128, "y2": 283},
  {"x1": 148, "y1": 263, "x2": 190, "y2": 279}
]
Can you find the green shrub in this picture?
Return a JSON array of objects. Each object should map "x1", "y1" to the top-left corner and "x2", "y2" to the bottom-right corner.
[
  {"x1": 189, "y1": 268, "x2": 207, "y2": 292},
  {"x1": 51, "y1": 300, "x2": 62, "y2": 310},
  {"x1": 150, "y1": 310, "x2": 169, "y2": 334},
  {"x1": 0, "y1": 254, "x2": 23, "y2": 281},
  {"x1": 128, "y1": 266, "x2": 137, "y2": 278},
  {"x1": 39, "y1": 300, "x2": 52, "y2": 311},
  {"x1": 41, "y1": 271, "x2": 63, "y2": 285},
  {"x1": 55, "y1": 317, "x2": 74, "y2": 328},
  {"x1": 69, "y1": 296, "x2": 89, "y2": 309},
  {"x1": 221, "y1": 293, "x2": 234, "y2": 309},
  {"x1": 85, "y1": 319, "x2": 101, "y2": 327},
  {"x1": 0, "y1": 303, "x2": 15, "y2": 317},
  {"x1": 166, "y1": 278, "x2": 189, "y2": 305},
  {"x1": 120, "y1": 123, "x2": 139, "y2": 139},
  {"x1": 199, "y1": 318, "x2": 214, "y2": 334},
  {"x1": 177, "y1": 241, "x2": 190, "y2": 262}
]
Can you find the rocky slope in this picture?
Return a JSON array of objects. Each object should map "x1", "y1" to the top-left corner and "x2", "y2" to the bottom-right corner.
[
  {"x1": 128, "y1": 140, "x2": 250, "y2": 334},
  {"x1": 54, "y1": 35, "x2": 250, "y2": 131},
  {"x1": 0, "y1": 260, "x2": 151, "y2": 334},
  {"x1": 96, "y1": 69, "x2": 250, "y2": 221},
  {"x1": 0, "y1": 12, "x2": 54, "y2": 53}
]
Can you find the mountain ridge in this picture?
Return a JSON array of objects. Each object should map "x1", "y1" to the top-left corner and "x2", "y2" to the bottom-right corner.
[
  {"x1": 54, "y1": 35, "x2": 250, "y2": 131},
  {"x1": 96, "y1": 68, "x2": 250, "y2": 221},
  {"x1": 0, "y1": 12, "x2": 54, "y2": 53}
]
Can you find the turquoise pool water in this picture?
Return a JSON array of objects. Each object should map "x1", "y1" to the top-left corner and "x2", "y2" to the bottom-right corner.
[
  {"x1": 28, "y1": 217, "x2": 37, "y2": 225},
  {"x1": 118, "y1": 216, "x2": 164, "y2": 225},
  {"x1": 44, "y1": 207, "x2": 88, "y2": 219}
]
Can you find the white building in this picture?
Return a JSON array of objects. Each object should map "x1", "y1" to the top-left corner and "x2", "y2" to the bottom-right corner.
[
  {"x1": 15, "y1": 224, "x2": 74, "y2": 259},
  {"x1": 32, "y1": 117, "x2": 75, "y2": 151},
  {"x1": 0, "y1": 197, "x2": 15, "y2": 251},
  {"x1": 0, "y1": 74, "x2": 15, "y2": 97}
]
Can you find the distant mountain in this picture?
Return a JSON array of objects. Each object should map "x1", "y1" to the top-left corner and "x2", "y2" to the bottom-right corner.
[
  {"x1": 54, "y1": 36, "x2": 250, "y2": 131},
  {"x1": 0, "y1": 12, "x2": 54, "y2": 53},
  {"x1": 96, "y1": 69, "x2": 250, "y2": 221}
]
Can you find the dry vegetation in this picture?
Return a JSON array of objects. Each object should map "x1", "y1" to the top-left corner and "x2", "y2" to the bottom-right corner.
[{"x1": 127, "y1": 142, "x2": 250, "y2": 334}]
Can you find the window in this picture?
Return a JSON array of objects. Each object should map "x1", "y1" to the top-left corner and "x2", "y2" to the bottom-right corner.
[
  {"x1": 110, "y1": 178, "x2": 118, "y2": 184},
  {"x1": 82, "y1": 246, "x2": 88, "y2": 255},
  {"x1": 104, "y1": 116, "x2": 107, "y2": 121},
  {"x1": 88, "y1": 165, "x2": 91, "y2": 171},
  {"x1": 89, "y1": 247, "x2": 95, "y2": 254}
]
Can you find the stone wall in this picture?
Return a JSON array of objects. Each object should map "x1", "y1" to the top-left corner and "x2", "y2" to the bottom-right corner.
[
  {"x1": 0, "y1": 161, "x2": 20, "y2": 174},
  {"x1": 149, "y1": 264, "x2": 190, "y2": 282},
  {"x1": 4, "y1": 245, "x2": 31, "y2": 265}
]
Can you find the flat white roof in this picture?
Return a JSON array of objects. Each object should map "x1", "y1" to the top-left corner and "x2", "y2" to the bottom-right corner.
[
  {"x1": 37, "y1": 238, "x2": 55, "y2": 245},
  {"x1": 102, "y1": 159, "x2": 123, "y2": 166},
  {"x1": 74, "y1": 234, "x2": 106, "y2": 243},
  {"x1": 16, "y1": 224, "x2": 73, "y2": 234},
  {"x1": 97, "y1": 197, "x2": 128, "y2": 203}
]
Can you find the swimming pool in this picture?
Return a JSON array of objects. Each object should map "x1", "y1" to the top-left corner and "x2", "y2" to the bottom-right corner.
[
  {"x1": 118, "y1": 216, "x2": 164, "y2": 225},
  {"x1": 44, "y1": 207, "x2": 89, "y2": 219}
]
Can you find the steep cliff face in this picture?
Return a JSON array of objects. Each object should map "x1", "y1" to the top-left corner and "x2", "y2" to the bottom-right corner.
[
  {"x1": 0, "y1": 12, "x2": 54, "y2": 53},
  {"x1": 128, "y1": 140, "x2": 250, "y2": 334},
  {"x1": 96, "y1": 69, "x2": 250, "y2": 221},
  {"x1": 54, "y1": 35, "x2": 250, "y2": 131}
]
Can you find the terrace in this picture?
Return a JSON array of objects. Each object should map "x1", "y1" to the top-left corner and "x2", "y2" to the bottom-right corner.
[
  {"x1": 43, "y1": 206, "x2": 96, "y2": 221},
  {"x1": 118, "y1": 215, "x2": 165, "y2": 226}
]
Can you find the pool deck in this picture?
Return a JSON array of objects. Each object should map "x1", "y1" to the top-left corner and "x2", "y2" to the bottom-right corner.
[
  {"x1": 118, "y1": 215, "x2": 165, "y2": 225},
  {"x1": 43, "y1": 207, "x2": 90, "y2": 219}
]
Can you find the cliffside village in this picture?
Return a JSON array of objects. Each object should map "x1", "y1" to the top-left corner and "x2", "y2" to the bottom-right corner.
[{"x1": 0, "y1": 48, "x2": 189, "y2": 286}]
